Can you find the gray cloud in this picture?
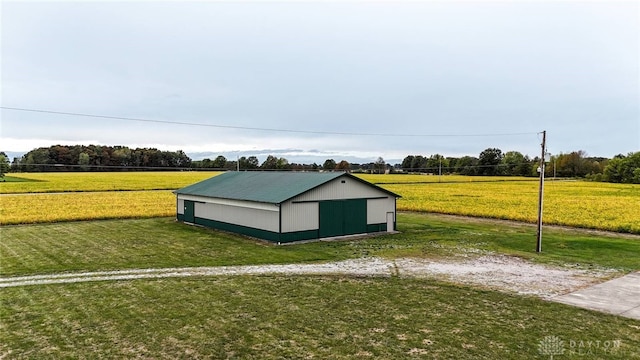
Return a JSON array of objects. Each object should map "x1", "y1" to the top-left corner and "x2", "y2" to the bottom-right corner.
[{"x1": 2, "y1": 1, "x2": 638, "y2": 160}]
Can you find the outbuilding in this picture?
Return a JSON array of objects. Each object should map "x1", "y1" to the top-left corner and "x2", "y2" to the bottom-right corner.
[{"x1": 175, "y1": 171, "x2": 400, "y2": 243}]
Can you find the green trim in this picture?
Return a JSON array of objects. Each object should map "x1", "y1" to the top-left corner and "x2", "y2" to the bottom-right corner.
[
  {"x1": 366, "y1": 223, "x2": 387, "y2": 233},
  {"x1": 182, "y1": 217, "x2": 321, "y2": 243},
  {"x1": 279, "y1": 230, "x2": 319, "y2": 243},
  {"x1": 194, "y1": 217, "x2": 280, "y2": 242},
  {"x1": 177, "y1": 218, "x2": 391, "y2": 243}
]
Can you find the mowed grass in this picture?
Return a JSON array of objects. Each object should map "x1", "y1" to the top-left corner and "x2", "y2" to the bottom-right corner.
[
  {"x1": 2, "y1": 276, "x2": 639, "y2": 359},
  {"x1": 0, "y1": 171, "x2": 221, "y2": 193},
  {"x1": 2, "y1": 213, "x2": 639, "y2": 277},
  {"x1": 0, "y1": 176, "x2": 34, "y2": 183}
]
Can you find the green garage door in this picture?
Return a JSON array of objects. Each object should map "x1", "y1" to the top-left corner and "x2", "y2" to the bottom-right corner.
[{"x1": 319, "y1": 199, "x2": 367, "y2": 238}]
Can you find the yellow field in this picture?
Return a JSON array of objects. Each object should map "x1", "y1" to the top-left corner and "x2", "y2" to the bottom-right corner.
[
  {"x1": 1, "y1": 172, "x2": 638, "y2": 233},
  {"x1": 367, "y1": 175, "x2": 639, "y2": 233},
  {"x1": 0, "y1": 191, "x2": 175, "y2": 224},
  {"x1": 0, "y1": 171, "x2": 221, "y2": 193}
]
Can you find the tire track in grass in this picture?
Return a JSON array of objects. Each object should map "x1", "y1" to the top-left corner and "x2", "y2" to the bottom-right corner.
[{"x1": 0, "y1": 256, "x2": 615, "y2": 299}]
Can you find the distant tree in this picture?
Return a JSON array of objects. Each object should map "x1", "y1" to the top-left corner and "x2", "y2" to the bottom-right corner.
[
  {"x1": 604, "y1": 152, "x2": 640, "y2": 184},
  {"x1": 113, "y1": 147, "x2": 132, "y2": 167},
  {"x1": 10, "y1": 157, "x2": 22, "y2": 172},
  {"x1": 78, "y1": 152, "x2": 90, "y2": 171},
  {"x1": 426, "y1": 154, "x2": 447, "y2": 174},
  {"x1": 246, "y1": 156, "x2": 259, "y2": 169},
  {"x1": 555, "y1": 151, "x2": 589, "y2": 177},
  {"x1": 446, "y1": 157, "x2": 458, "y2": 171},
  {"x1": 501, "y1": 151, "x2": 531, "y2": 176},
  {"x1": 0, "y1": 152, "x2": 9, "y2": 179},
  {"x1": 322, "y1": 159, "x2": 336, "y2": 171},
  {"x1": 261, "y1": 155, "x2": 279, "y2": 169},
  {"x1": 201, "y1": 158, "x2": 213, "y2": 169},
  {"x1": 335, "y1": 160, "x2": 350, "y2": 171},
  {"x1": 174, "y1": 150, "x2": 191, "y2": 168},
  {"x1": 237, "y1": 156, "x2": 259, "y2": 170},
  {"x1": 374, "y1": 157, "x2": 386, "y2": 174},
  {"x1": 517, "y1": 155, "x2": 533, "y2": 177},
  {"x1": 23, "y1": 147, "x2": 51, "y2": 171},
  {"x1": 236, "y1": 157, "x2": 247, "y2": 170},
  {"x1": 212, "y1": 155, "x2": 227, "y2": 169},
  {"x1": 401, "y1": 156, "x2": 414, "y2": 171},
  {"x1": 455, "y1": 156, "x2": 478, "y2": 176},
  {"x1": 478, "y1": 148, "x2": 503, "y2": 176},
  {"x1": 276, "y1": 157, "x2": 290, "y2": 169},
  {"x1": 411, "y1": 155, "x2": 427, "y2": 172}
]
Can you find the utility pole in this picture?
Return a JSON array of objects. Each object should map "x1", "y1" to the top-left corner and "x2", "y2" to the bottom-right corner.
[
  {"x1": 536, "y1": 130, "x2": 546, "y2": 253},
  {"x1": 439, "y1": 157, "x2": 442, "y2": 182}
]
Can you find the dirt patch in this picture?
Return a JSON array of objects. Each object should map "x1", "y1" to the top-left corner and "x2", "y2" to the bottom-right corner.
[
  {"x1": 395, "y1": 255, "x2": 616, "y2": 298},
  {"x1": 0, "y1": 255, "x2": 615, "y2": 298}
]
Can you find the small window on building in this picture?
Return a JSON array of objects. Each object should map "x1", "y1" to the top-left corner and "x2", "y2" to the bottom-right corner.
[{"x1": 341, "y1": 180, "x2": 346, "y2": 183}]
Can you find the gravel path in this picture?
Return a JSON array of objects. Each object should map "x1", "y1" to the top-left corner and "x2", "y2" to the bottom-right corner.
[{"x1": 0, "y1": 255, "x2": 615, "y2": 298}]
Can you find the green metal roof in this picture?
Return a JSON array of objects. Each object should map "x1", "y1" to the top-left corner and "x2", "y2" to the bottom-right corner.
[{"x1": 175, "y1": 171, "x2": 399, "y2": 204}]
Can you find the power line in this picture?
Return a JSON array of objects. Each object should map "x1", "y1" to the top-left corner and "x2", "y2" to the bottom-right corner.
[{"x1": 1, "y1": 106, "x2": 539, "y2": 138}]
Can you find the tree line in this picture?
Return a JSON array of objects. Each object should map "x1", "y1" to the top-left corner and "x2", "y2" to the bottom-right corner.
[
  {"x1": 3, "y1": 145, "x2": 639, "y2": 184},
  {"x1": 7, "y1": 145, "x2": 191, "y2": 172},
  {"x1": 191, "y1": 155, "x2": 386, "y2": 173},
  {"x1": 401, "y1": 149, "x2": 639, "y2": 183}
]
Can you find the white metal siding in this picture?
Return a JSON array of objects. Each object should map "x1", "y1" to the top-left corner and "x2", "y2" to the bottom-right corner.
[
  {"x1": 367, "y1": 197, "x2": 395, "y2": 224},
  {"x1": 291, "y1": 177, "x2": 387, "y2": 202},
  {"x1": 281, "y1": 202, "x2": 319, "y2": 232},
  {"x1": 177, "y1": 194, "x2": 279, "y2": 232},
  {"x1": 195, "y1": 202, "x2": 279, "y2": 232},
  {"x1": 178, "y1": 194, "x2": 278, "y2": 211},
  {"x1": 177, "y1": 198, "x2": 184, "y2": 214}
]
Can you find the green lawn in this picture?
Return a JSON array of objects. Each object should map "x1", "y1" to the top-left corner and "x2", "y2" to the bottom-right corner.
[
  {"x1": 2, "y1": 214, "x2": 640, "y2": 358},
  {"x1": 0, "y1": 176, "x2": 38, "y2": 183},
  {"x1": 1, "y1": 276, "x2": 638, "y2": 359},
  {"x1": 2, "y1": 213, "x2": 639, "y2": 277}
]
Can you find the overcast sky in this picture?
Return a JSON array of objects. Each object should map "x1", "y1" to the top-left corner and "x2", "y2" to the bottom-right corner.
[{"x1": 1, "y1": 0, "x2": 638, "y2": 164}]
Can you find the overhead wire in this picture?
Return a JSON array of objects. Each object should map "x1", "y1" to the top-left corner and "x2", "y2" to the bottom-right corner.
[{"x1": 1, "y1": 106, "x2": 539, "y2": 138}]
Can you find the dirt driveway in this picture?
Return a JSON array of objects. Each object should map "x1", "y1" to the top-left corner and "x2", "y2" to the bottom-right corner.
[
  {"x1": 0, "y1": 255, "x2": 612, "y2": 295},
  {"x1": 4, "y1": 254, "x2": 637, "y2": 319}
]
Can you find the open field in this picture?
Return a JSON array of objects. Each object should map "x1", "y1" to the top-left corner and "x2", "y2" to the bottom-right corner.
[
  {"x1": 384, "y1": 179, "x2": 640, "y2": 233},
  {"x1": 2, "y1": 275, "x2": 639, "y2": 359},
  {"x1": 0, "y1": 171, "x2": 220, "y2": 193},
  {"x1": 0, "y1": 191, "x2": 175, "y2": 224},
  {"x1": 1, "y1": 172, "x2": 639, "y2": 233},
  {"x1": 2, "y1": 213, "x2": 639, "y2": 277}
]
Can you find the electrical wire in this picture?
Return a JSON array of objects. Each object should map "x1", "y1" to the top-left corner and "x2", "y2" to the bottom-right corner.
[{"x1": 1, "y1": 106, "x2": 539, "y2": 138}]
